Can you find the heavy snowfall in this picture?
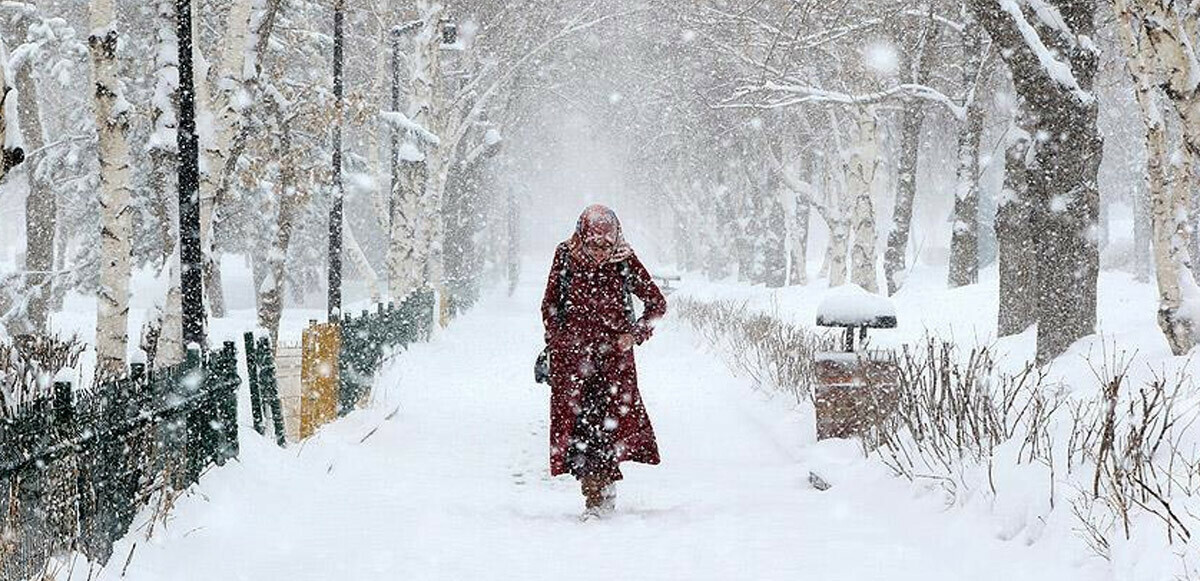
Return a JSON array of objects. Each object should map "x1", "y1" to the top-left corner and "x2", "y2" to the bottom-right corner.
[{"x1": 0, "y1": 0, "x2": 1198, "y2": 579}]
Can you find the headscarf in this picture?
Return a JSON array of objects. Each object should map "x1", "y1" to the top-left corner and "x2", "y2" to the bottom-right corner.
[{"x1": 566, "y1": 204, "x2": 634, "y2": 267}]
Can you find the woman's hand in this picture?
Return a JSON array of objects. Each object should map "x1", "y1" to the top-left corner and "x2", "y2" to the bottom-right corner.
[{"x1": 617, "y1": 333, "x2": 635, "y2": 352}]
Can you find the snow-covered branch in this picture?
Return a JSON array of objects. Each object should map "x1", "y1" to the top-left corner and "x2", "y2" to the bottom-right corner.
[
  {"x1": 997, "y1": 0, "x2": 1094, "y2": 103},
  {"x1": 381, "y1": 110, "x2": 441, "y2": 146},
  {"x1": 724, "y1": 81, "x2": 966, "y2": 120}
]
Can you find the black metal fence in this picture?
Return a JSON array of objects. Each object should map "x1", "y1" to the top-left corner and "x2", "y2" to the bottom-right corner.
[{"x1": 0, "y1": 342, "x2": 241, "y2": 578}]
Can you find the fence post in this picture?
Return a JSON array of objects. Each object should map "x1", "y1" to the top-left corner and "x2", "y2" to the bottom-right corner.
[
  {"x1": 243, "y1": 332, "x2": 265, "y2": 435},
  {"x1": 338, "y1": 315, "x2": 356, "y2": 416},
  {"x1": 215, "y1": 341, "x2": 240, "y2": 464},
  {"x1": 183, "y1": 345, "x2": 206, "y2": 486},
  {"x1": 257, "y1": 337, "x2": 287, "y2": 447}
]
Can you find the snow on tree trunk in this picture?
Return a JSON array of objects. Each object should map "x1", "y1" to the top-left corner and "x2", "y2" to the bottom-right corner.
[
  {"x1": 14, "y1": 18, "x2": 54, "y2": 334},
  {"x1": 196, "y1": 0, "x2": 254, "y2": 319},
  {"x1": 969, "y1": 0, "x2": 1102, "y2": 364},
  {"x1": 90, "y1": 0, "x2": 133, "y2": 378},
  {"x1": 157, "y1": 251, "x2": 184, "y2": 366},
  {"x1": 997, "y1": 125, "x2": 1036, "y2": 337},
  {"x1": 948, "y1": 23, "x2": 990, "y2": 289},
  {"x1": 151, "y1": 0, "x2": 182, "y2": 365},
  {"x1": 884, "y1": 19, "x2": 939, "y2": 296},
  {"x1": 1133, "y1": 182, "x2": 1152, "y2": 283},
  {"x1": 345, "y1": 221, "x2": 381, "y2": 305},
  {"x1": 387, "y1": 12, "x2": 442, "y2": 302},
  {"x1": 197, "y1": 0, "x2": 282, "y2": 319},
  {"x1": 1155, "y1": 143, "x2": 1199, "y2": 354},
  {"x1": 847, "y1": 107, "x2": 880, "y2": 293},
  {"x1": 1117, "y1": 0, "x2": 1199, "y2": 354},
  {"x1": 389, "y1": 158, "x2": 428, "y2": 301},
  {"x1": 257, "y1": 95, "x2": 297, "y2": 349},
  {"x1": 414, "y1": 6, "x2": 450, "y2": 326}
]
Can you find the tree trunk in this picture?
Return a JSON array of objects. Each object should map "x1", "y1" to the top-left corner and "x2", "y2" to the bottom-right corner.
[
  {"x1": 1133, "y1": 182, "x2": 1151, "y2": 283},
  {"x1": 948, "y1": 23, "x2": 990, "y2": 288},
  {"x1": 848, "y1": 107, "x2": 880, "y2": 293},
  {"x1": 156, "y1": 252, "x2": 184, "y2": 366},
  {"x1": 387, "y1": 19, "x2": 431, "y2": 302},
  {"x1": 0, "y1": 49, "x2": 21, "y2": 181},
  {"x1": 196, "y1": 0, "x2": 254, "y2": 319},
  {"x1": 506, "y1": 191, "x2": 520, "y2": 296},
  {"x1": 884, "y1": 19, "x2": 939, "y2": 296},
  {"x1": 15, "y1": 21, "x2": 54, "y2": 334},
  {"x1": 969, "y1": 0, "x2": 1102, "y2": 364},
  {"x1": 90, "y1": 1, "x2": 133, "y2": 378},
  {"x1": 199, "y1": 0, "x2": 283, "y2": 319},
  {"x1": 258, "y1": 109, "x2": 299, "y2": 348},
  {"x1": 1115, "y1": 0, "x2": 1197, "y2": 354},
  {"x1": 1155, "y1": 143, "x2": 1198, "y2": 354},
  {"x1": 997, "y1": 128, "x2": 1036, "y2": 336},
  {"x1": 791, "y1": 195, "x2": 810, "y2": 286}
]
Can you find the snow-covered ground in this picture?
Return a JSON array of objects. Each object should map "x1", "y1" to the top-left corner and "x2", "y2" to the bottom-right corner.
[{"x1": 58, "y1": 264, "x2": 1110, "y2": 581}]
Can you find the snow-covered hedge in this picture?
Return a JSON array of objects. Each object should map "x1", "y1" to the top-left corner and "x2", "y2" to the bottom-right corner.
[{"x1": 676, "y1": 297, "x2": 1200, "y2": 578}]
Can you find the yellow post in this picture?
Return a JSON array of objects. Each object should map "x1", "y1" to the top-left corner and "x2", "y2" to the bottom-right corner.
[{"x1": 300, "y1": 322, "x2": 340, "y2": 439}]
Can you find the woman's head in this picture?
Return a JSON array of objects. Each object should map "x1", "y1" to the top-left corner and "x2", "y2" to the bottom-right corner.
[{"x1": 570, "y1": 205, "x2": 631, "y2": 265}]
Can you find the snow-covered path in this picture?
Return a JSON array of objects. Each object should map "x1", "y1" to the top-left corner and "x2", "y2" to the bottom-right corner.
[{"x1": 88, "y1": 280, "x2": 1099, "y2": 581}]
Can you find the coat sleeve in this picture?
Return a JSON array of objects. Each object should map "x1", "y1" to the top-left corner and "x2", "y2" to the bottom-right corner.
[
  {"x1": 541, "y1": 244, "x2": 569, "y2": 345},
  {"x1": 627, "y1": 252, "x2": 667, "y2": 345}
]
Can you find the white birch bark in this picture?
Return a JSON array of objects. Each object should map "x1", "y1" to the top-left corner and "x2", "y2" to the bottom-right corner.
[
  {"x1": 1158, "y1": 143, "x2": 1198, "y2": 354},
  {"x1": 157, "y1": 251, "x2": 184, "y2": 366},
  {"x1": 151, "y1": 0, "x2": 182, "y2": 366},
  {"x1": 847, "y1": 107, "x2": 880, "y2": 293},
  {"x1": 1119, "y1": 0, "x2": 1199, "y2": 354},
  {"x1": 199, "y1": 0, "x2": 255, "y2": 236},
  {"x1": 389, "y1": 160, "x2": 427, "y2": 300},
  {"x1": 13, "y1": 14, "x2": 53, "y2": 334},
  {"x1": 344, "y1": 221, "x2": 381, "y2": 304},
  {"x1": 388, "y1": 5, "x2": 442, "y2": 302},
  {"x1": 90, "y1": 0, "x2": 133, "y2": 378}
]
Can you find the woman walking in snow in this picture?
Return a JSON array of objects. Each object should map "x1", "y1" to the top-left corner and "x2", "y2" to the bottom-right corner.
[{"x1": 541, "y1": 204, "x2": 667, "y2": 519}]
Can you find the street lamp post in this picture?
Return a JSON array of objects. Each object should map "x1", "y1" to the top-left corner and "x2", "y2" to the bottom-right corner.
[
  {"x1": 328, "y1": 0, "x2": 345, "y2": 322},
  {"x1": 177, "y1": 0, "x2": 205, "y2": 349}
]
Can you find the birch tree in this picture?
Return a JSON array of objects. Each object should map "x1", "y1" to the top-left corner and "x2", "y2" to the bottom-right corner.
[
  {"x1": 1114, "y1": 0, "x2": 1200, "y2": 354},
  {"x1": 948, "y1": 18, "x2": 992, "y2": 288},
  {"x1": 847, "y1": 107, "x2": 881, "y2": 293},
  {"x1": 11, "y1": 7, "x2": 53, "y2": 334},
  {"x1": 90, "y1": 0, "x2": 133, "y2": 377},
  {"x1": 885, "y1": 15, "x2": 941, "y2": 295}
]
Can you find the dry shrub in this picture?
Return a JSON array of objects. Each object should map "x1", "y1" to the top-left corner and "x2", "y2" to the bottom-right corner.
[
  {"x1": 1066, "y1": 350, "x2": 1198, "y2": 558},
  {"x1": 679, "y1": 296, "x2": 1200, "y2": 563},
  {"x1": 874, "y1": 337, "x2": 1059, "y2": 496},
  {"x1": 674, "y1": 298, "x2": 835, "y2": 402},
  {"x1": 0, "y1": 333, "x2": 85, "y2": 416}
]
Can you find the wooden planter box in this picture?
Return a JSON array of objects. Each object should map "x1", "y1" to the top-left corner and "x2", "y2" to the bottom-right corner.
[{"x1": 814, "y1": 352, "x2": 899, "y2": 441}]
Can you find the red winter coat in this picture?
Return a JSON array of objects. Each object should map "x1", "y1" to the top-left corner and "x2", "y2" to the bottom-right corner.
[{"x1": 541, "y1": 242, "x2": 667, "y2": 478}]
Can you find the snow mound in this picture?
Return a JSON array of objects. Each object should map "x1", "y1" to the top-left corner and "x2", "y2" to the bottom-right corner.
[{"x1": 816, "y1": 284, "x2": 897, "y2": 328}]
